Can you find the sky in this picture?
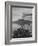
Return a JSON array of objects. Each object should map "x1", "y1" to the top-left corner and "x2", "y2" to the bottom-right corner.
[{"x1": 12, "y1": 7, "x2": 32, "y2": 21}]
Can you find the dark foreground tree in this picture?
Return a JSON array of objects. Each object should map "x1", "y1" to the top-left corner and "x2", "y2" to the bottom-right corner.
[{"x1": 12, "y1": 28, "x2": 32, "y2": 38}]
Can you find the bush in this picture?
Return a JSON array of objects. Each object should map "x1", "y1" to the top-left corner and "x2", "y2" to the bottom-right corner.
[{"x1": 12, "y1": 28, "x2": 32, "y2": 38}]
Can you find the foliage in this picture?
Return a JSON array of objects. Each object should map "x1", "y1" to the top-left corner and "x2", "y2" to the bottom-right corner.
[{"x1": 11, "y1": 28, "x2": 32, "y2": 38}]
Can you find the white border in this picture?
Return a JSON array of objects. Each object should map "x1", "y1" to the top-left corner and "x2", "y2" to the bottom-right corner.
[{"x1": 10, "y1": 6, "x2": 35, "y2": 42}]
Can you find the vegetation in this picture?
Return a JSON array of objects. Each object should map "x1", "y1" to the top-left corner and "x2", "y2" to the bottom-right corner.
[{"x1": 11, "y1": 28, "x2": 32, "y2": 38}]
